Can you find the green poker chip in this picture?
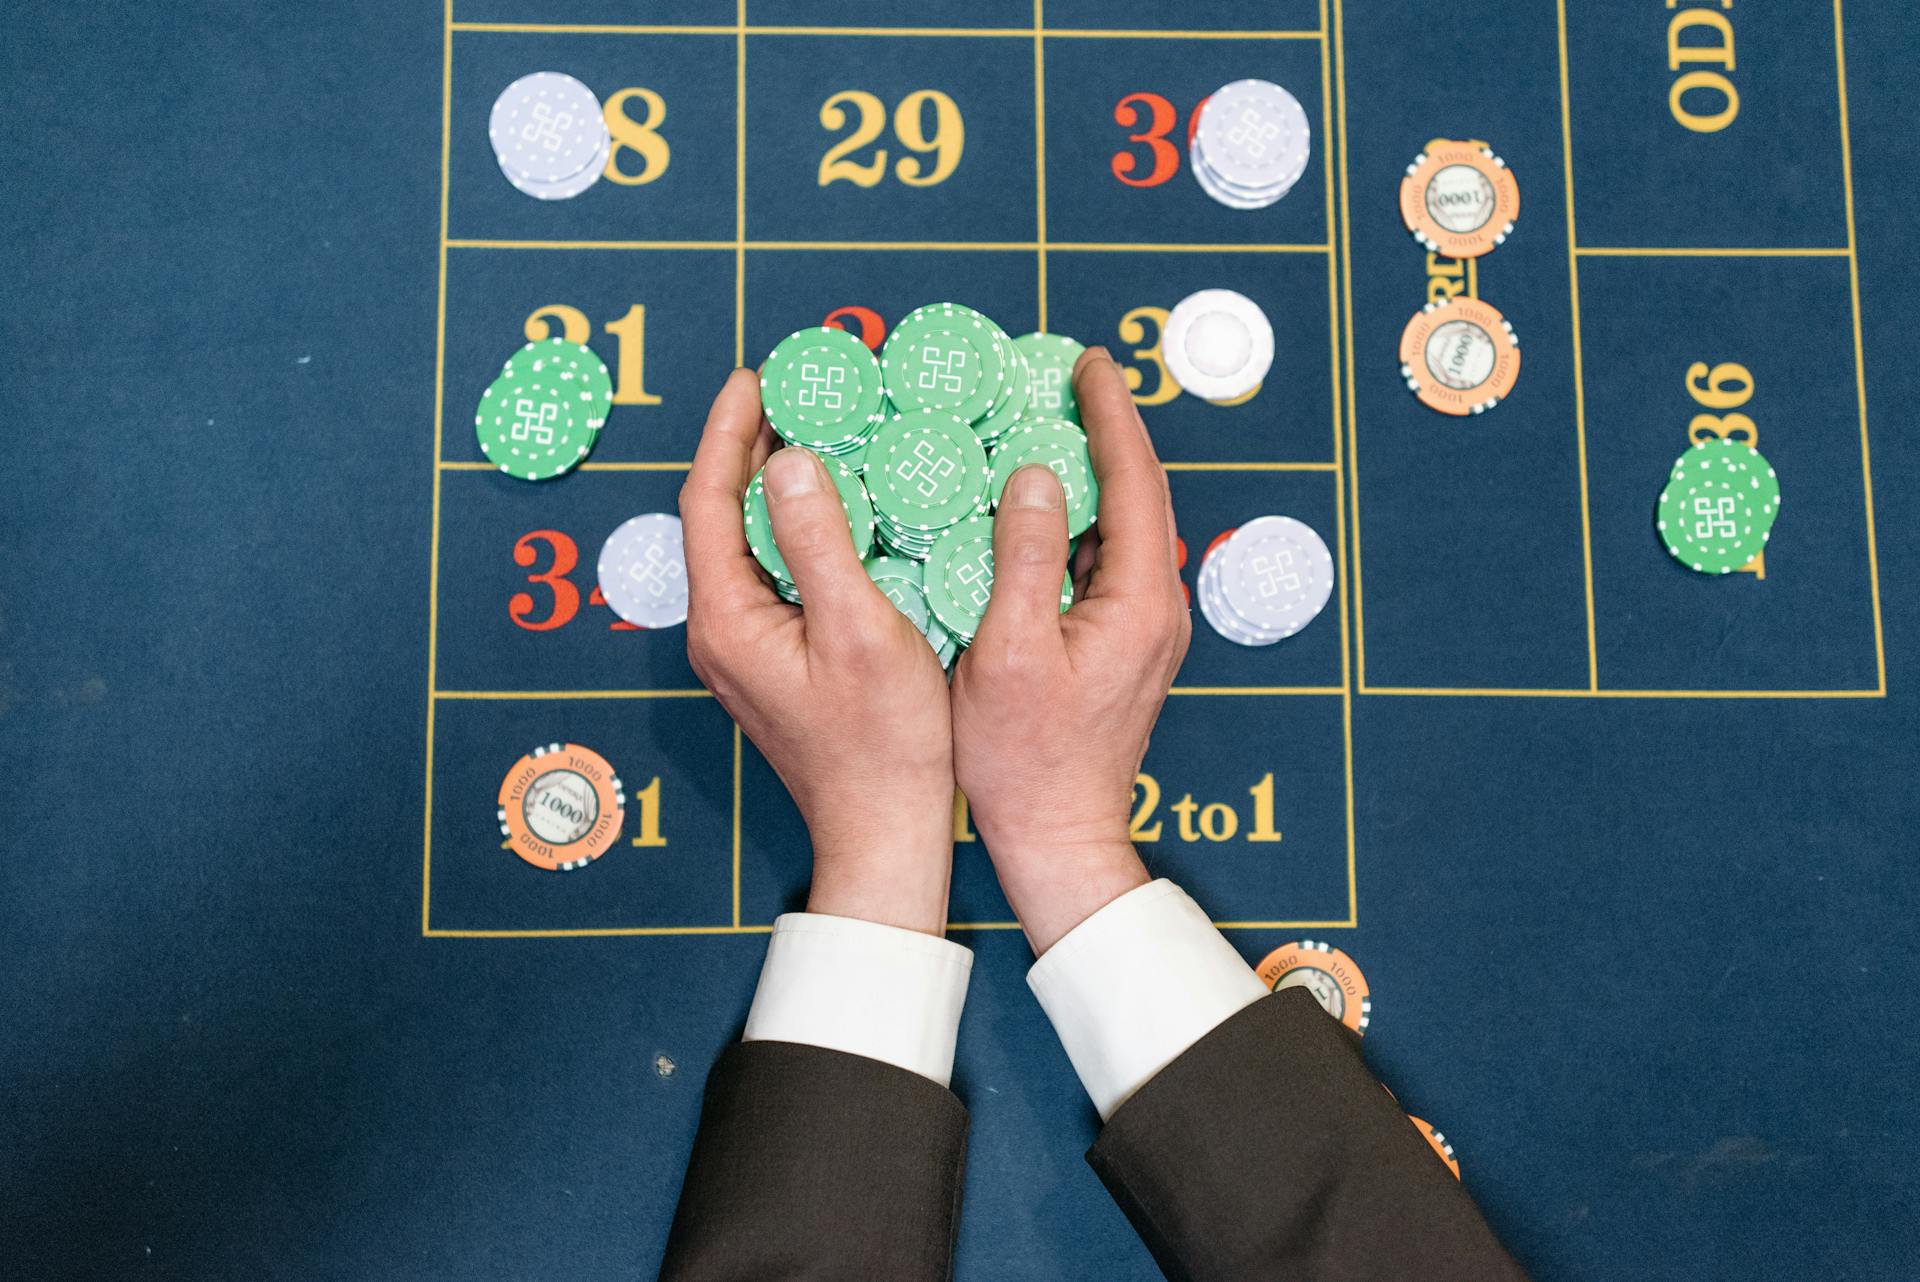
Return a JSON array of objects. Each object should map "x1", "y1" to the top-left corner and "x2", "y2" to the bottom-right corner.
[
  {"x1": 924, "y1": 514, "x2": 1073, "y2": 642},
  {"x1": 973, "y1": 342, "x2": 1033, "y2": 445},
  {"x1": 762, "y1": 326, "x2": 888, "y2": 450},
  {"x1": 474, "y1": 370, "x2": 594, "y2": 480},
  {"x1": 925, "y1": 516, "x2": 998, "y2": 641},
  {"x1": 742, "y1": 449, "x2": 878, "y2": 584},
  {"x1": 988, "y1": 417, "x2": 1099, "y2": 536},
  {"x1": 865, "y1": 409, "x2": 991, "y2": 534},
  {"x1": 1656, "y1": 440, "x2": 1781, "y2": 574},
  {"x1": 502, "y1": 338, "x2": 613, "y2": 431},
  {"x1": 865, "y1": 555, "x2": 932, "y2": 631},
  {"x1": 882, "y1": 303, "x2": 1008, "y2": 423},
  {"x1": 1013, "y1": 332, "x2": 1085, "y2": 424}
]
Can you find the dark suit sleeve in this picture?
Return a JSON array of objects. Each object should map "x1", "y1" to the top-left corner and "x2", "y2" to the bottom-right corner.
[
  {"x1": 1086, "y1": 988, "x2": 1528, "y2": 1282},
  {"x1": 660, "y1": 1039, "x2": 969, "y2": 1281}
]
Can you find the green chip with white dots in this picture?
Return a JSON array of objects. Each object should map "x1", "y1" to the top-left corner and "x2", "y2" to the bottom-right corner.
[
  {"x1": 865, "y1": 409, "x2": 991, "y2": 534},
  {"x1": 883, "y1": 303, "x2": 1008, "y2": 423},
  {"x1": 762, "y1": 326, "x2": 889, "y2": 450},
  {"x1": 1656, "y1": 440, "x2": 1781, "y2": 574},
  {"x1": 502, "y1": 337, "x2": 613, "y2": 431},
  {"x1": 988, "y1": 417, "x2": 1099, "y2": 536},
  {"x1": 475, "y1": 370, "x2": 594, "y2": 480},
  {"x1": 865, "y1": 555, "x2": 933, "y2": 632},
  {"x1": 924, "y1": 514, "x2": 1074, "y2": 643},
  {"x1": 1013, "y1": 332, "x2": 1085, "y2": 425},
  {"x1": 742, "y1": 449, "x2": 878, "y2": 585}
]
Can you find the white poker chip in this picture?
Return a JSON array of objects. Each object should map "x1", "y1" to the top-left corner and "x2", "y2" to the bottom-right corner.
[
  {"x1": 597, "y1": 513, "x2": 689, "y2": 630},
  {"x1": 1192, "y1": 79, "x2": 1310, "y2": 204},
  {"x1": 1197, "y1": 548, "x2": 1271, "y2": 647},
  {"x1": 1218, "y1": 516, "x2": 1334, "y2": 640},
  {"x1": 1189, "y1": 141, "x2": 1281, "y2": 211},
  {"x1": 1161, "y1": 289, "x2": 1274, "y2": 402},
  {"x1": 498, "y1": 130, "x2": 609, "y2": 202},
  {"x1": 489, "y1": 71, "x2": 609, "y2": 186}
]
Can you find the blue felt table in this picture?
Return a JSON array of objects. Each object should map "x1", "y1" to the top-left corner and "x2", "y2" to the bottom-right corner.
[{"x1": 5, "y1": 2, "x2": 1918, "y2": 1278}]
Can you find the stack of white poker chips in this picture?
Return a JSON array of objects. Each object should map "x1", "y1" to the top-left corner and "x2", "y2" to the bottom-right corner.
[
  {"x1": 1189, "y1": 78, "x2": 1311, "y2": 210},
  {"x1": 490, "y1": 71, "x2": 611, "y2": 201},
  {"x1": 1160, "y1": 288, "x2": 1274, "y2": 403},
  {"x1": 597, "y1": 513, "x2": 690, "y2": 629},
  {"x1": 1197, "y1": 516, "x2": 1334, "y2": 647}
]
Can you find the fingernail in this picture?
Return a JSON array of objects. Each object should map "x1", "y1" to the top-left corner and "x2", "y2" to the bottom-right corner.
[
  {"x1": 765, "y1": 448, "x2": 823, "y2": 499},
  {"x1": 1006, "y1": 464, "x2": 1062, "y2": 511}
]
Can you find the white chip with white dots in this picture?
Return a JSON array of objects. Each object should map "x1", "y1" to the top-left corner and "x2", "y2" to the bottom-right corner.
[
  {"x1": 597, "y1": 513, "x2": 689, "y2": 630},
  {"x1": 1161, "y1": 289, "x2": 1274, "y2": 402}
]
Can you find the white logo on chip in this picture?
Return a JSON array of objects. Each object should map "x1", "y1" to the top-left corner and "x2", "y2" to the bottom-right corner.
[
  {"x1": 1425, "y1": 164, "x2": 1496, "y2": 233},
  {"x1": 1424, "y1": 321, "x2": 1497, "y2": 391}
]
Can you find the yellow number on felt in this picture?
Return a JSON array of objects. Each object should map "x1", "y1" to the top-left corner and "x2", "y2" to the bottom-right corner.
[
  {"x1": 629, "y1": 776, "x2": 667, "y2": 847},
  {"x1": 1129, "y1": 772, "x2": 1163, "y2": 843},
  {"x1": 1246, "y1": 772, "x2": 1284, "y2": 843},
  {"x1": 1685, "y1": 361, "x2": 1754, "y2": 410},
  {"x1": 893, "y1": 90, "x2": 964, "y2": 187},
  {"x1": 952, "y1": 790, "x2": 977, "y2": 843},
  {"x1": 819, "y1": 90, "x2": 889, "y2": 187},
  {"x1": 604, "y1": 88, "x2": 671, "y2": 185},
  {"x1": 1117, "y1": 307, "x2": 1180, "y2": 407},
  {"x1": 524, "y1": 304, "x2": 661, "y2": 407}
]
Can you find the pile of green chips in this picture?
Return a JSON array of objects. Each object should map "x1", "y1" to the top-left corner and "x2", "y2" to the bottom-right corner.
[
  {"x1": 474, "y1": 338, "x2": 613, "y2": 480},
  {"x1": 1655, "y1": 439, "x2": 1782, "y2": 574},
  {"x1": 748, "y1": 303, "x2": 1096, "y2": 667}
]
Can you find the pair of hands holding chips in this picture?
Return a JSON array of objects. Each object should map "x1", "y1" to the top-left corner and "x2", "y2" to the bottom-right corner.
[{"x1": 679, "y1": 349, "x2": 1192, "y2": 953}]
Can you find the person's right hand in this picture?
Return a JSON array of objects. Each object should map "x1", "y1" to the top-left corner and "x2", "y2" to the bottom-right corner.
[{"x1": 948, "y1": 349, "x2": 1192, "y2": 954}]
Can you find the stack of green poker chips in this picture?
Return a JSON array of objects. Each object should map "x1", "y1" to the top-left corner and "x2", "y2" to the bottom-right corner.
[
  {"x1": 924, "y1": 514, "x2": 1075, "y2": 645},
  {"x1": 742, "y1": 449, "x2": 878, "y2": 603},
  {"x1": 865, "y1": 556, "x2": 959, "y2": 669},
  {"x1": 501, "y1": 337, "x2": 613, "y2": 433},
  {"x1": 761, "y1": 326, "x2": 890, "y2": 461},
  {"x1": 1013, "y1": 332, "x2": 1085, "y2": 425},
  {"x1": 882, "y1": 303, "x2": 1009, "y2": 427},
  {"x1": 986, "y1": 417, "x2": 1099, "y2": 537},
  {"x1": 864, "y1": 409, "x2": 992, "y2": 559},
  {"x1": 746, "y1": 306, "x2": 1099, "y2": 671},
  {"x1": 474, "y1": 368, "x2": 597, "y2": 481},
  {"x1": 1655, "y1": 439, "x2": 1782, "y2": 574}
]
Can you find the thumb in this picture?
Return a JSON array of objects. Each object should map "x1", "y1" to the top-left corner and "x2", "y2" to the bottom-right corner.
[
  {"x1": 975, "y1": 465, "x2": 1070, "y2": 648},
  {"x1": 762, "y1": 448, "x2": 875, "y2": 617}
]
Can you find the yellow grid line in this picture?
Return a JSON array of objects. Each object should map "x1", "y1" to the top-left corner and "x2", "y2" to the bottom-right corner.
[
  {"x1": 422, "y1": 0, "x2": 453, "y2": 938},
  {"x1": 427, "y1": 918, "x2": 1349, "y2": 938},
  {"x1": 446, "y1": 238, "x2": 1329, "y2": 253},
  {"x1": 1576, "y1": 246, "x2": 1851, "y2": 258},
  {"x1": 435, "y1": 689, "x2": 715, "y2": 700},
  {"x1": 1834, "y1": 0, "x2": 1889, "y2": 695},
  {"x1": 440, "y1": 460, "x2": 1331, "y2": 472},
  {"x1": 1556, "y1": 0, "x2": 1600, "y2": 691},
  {"x1": 1033, "y1": 0, "x2": 1048, "y2": 330},
  {"x1": 1361, "y1": 686, "x2": 1886, "y2": 700},
  {"x1": 449, "y1": 22, "x2": 1323, "y2": 40},
  {"x1": 1321, "y1": 0, "x2": 1358, "y2": 928},
  {"x1": 1332, "y1": 0, "x2": 1365, "y2": 693},
  {"x1": 438, "y1": 459, "x2": 692, "y2": 471}
]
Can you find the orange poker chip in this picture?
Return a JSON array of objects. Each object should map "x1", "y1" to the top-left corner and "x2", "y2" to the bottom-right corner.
[
  {"x1": 1397, "y1": 297, "x2": 1521, "y2": 416},
  {"x1": 1399, "y1": 140, "x2": 1519, "y2": 259},
  {"x1": 1255, "y1": 939, "x2": 1372, "y2": 1035},
  {"x1": 1408, "y1": 1115, "x2": 1462, "y2": 1180},
  {"x1": 497, "y1": 742, "x2": 627, "y2": 871}
]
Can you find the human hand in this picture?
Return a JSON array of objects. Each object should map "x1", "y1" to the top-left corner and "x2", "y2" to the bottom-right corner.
[
  {"x1": 680, "y1": 370, "x2": 956, "y2": 935},
  {"x1": 949, "y1": 349, "x2": 1192, "y2": 954}
]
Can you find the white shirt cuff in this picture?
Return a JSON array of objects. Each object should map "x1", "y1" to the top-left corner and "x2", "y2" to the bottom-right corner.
[
  {"x1": 1027, "y1": 879, "x2": 1270, "y2": 1121},
  {"x1": 743, "y1": 912, "x2": 974, "y2": 1088}
]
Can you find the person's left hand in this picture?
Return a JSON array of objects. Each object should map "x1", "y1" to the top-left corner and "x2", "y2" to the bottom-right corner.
[{"x1": 678, "y1": 370, "x2": 956, "y2": 935}]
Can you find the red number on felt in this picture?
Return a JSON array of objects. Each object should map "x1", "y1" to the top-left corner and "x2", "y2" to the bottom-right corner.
[
  {"x1": 589, "y1": 585, "x2": 643, "y2": 631},
  {"x1": 1111, "y1": 93, "x2": 1181, "y2": 188},
  {"x1": 1175, "y1": 534, "x2": 1190, "y2": 605},
  {"x1": 510, "y1": 531, "x2": 581, "y2": 631},
  {"x1": 824, "y1": 305, "x2": 886, "y2": 350}
]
